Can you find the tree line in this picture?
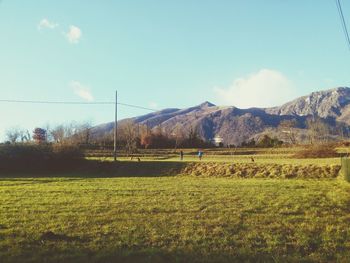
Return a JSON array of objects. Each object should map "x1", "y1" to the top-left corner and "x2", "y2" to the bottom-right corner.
[
  {"x1": 98, "y1": 120, "x2": 213, "y2": 155},
  {"x1": 3, "y1": 120, "x2": 213, "y2": 155},
  {"x1": 4, "y1": 122, "x2": 93, "y2": 145},
  {"x1": 4, "y1": 116, "x2": 350, "y2": 151}
]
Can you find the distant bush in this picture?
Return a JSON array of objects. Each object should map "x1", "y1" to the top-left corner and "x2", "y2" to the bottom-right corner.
[
  {"x1": 294, "y1": 144, "x2": 340, "y2": 159},
  {"x1": 241, "y1": 135, "x2": 283, "y2": 148},
  {"x1": 0, "y1": 144, "x2": 50, "y2": 161},
  {"x1": 257, "y1": 135, "x2": 283, "y2": 148},
  {"x1": 339, "y1": 141, "x2": 350, "y2": 147},
  {"x1": 241, "y1": 139, "x2": 256, "y2": 147},
  {"x1": 141, "y1": 134, "x2": 176, "y2": 149}
]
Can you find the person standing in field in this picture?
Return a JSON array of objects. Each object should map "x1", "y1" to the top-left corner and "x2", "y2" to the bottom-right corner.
[
  {"x1": 180, "y1": 150, "x2": 184, "y2": 161},
  {"x1": 198, "y1": 150, "x2": 203, "y2": 160}
]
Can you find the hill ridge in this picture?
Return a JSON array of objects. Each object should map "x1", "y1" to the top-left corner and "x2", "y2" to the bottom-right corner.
[{"x1": 92, "y1": 87, "x2": 350, "y2": 145}]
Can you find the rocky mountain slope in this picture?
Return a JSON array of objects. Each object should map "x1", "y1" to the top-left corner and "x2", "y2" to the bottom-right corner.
[
  {"x1": 92, "y1": 87, "x2": 350, "y2": 145},
  {"x1": 266, "y1": 87, "x2": 350, "y2": 120}
]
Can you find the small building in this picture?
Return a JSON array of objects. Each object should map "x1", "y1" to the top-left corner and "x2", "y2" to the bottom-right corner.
[{"x1": 213, "y1": 135, "x2": 224, "y2": 147}]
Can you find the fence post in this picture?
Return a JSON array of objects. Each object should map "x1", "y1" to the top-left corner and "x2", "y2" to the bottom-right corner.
[{"x1": 341, "y1": 157, "x2": 350, "y2": 182}]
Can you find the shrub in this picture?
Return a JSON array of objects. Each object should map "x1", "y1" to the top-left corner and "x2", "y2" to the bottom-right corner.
[
  {"x1": 293, "y1": 144, "x2": 340, "y2": 159},
  {"x1": 257, "y1": 135, "x2": 283, "y2": 148},
  {"x1": 181, "y1": 162, "x2": 340, "y2": 179},
  {"x1": 0, "y1": 144, "x2": 85, "y2": 172},
  {"x1": 0, "y1": 144, "x2": 51, "y2": 162},
  {"x1": 141, "y1": 134, "x2": 176, "y2": 149}
]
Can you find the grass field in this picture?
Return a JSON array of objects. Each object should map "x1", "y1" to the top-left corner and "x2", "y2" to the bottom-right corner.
[
  {"x1": 85, "y1": 146, "x2": 350, "y2": 167},
  {"x1": 102, "y1": 155, "x2": 342, "y2": 166},
  {"x1": 1, "y1": 173, "x2": 350, "y2": 262}
]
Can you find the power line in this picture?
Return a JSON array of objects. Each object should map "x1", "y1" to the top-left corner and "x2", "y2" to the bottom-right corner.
[
  {"x1": 117, "y1": 102, "x2": 158, "y2": 112},
  {"x1": 0, "y1": 99, "x2": 158, "y2": 112},
  {"x1": 335, "y1": 0, "x2": 350, "y2": 50},
  {"x1": 0, "y1": 99, "x2": 113, "y2": 105}
]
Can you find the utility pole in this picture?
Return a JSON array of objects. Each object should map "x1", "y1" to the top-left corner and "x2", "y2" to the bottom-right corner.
[{"x1": 114, "y1": 90, "x2": 118, "y2": 162}]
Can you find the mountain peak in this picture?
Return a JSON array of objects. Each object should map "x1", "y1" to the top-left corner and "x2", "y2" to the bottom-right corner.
[
  {"x1": 331, "y1": 86, "x2": 350, "y2": 92},
  {"x1": 266, "y1": 86, "x2": 350, "y2": 118},
  {"x1": 309, "y1": 87, "x2": 350, "y2": 96},
  {"x1": 199, "y1": 101, "x2": 216, "y2": 108}
]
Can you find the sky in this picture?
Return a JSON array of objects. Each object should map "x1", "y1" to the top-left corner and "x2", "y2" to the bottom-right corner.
[{"x1": 0, "y1": 0, "x2": 349, "y2": 141}]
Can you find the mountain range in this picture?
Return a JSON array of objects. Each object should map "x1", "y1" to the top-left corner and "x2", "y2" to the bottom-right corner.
[{"x1": 92, "y1": 87, "x2": 350, "y2": 145}]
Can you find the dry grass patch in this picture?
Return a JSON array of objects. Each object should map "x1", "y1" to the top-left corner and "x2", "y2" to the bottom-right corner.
[
  {"x1": 181, "y1": 162, "x2": 341, "y2": 179},
  {"x1": 294, "y1": 144, "x2": 341, "y2": 159}
]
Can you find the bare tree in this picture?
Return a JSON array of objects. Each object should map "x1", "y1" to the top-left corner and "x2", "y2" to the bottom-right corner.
[
  {"x1": 335, "y1": 122, "x2": 350, "y2": 140},
  {"x1": 171, "y1": 124, "x2": 185, "y2": 150},
  {"x1": 82, "y1": 122, "x2": 92, "y2": 145},
  {"x1": 278, "y1": 119, "x2": 298, "y2": 144},
  {"x1": 100, "y1": 130, "x2": 114, "y2": 147},
  {"x1": 50, "y1": 125, "x2": 66, "y2": 143},
  {"x1": 5, "y1": 127, "x2": 21, "y2": 144},
  {"x1": 43, "y1": 123, "x2": 53, "y2": 142},
  {"x1": 140, "y1": 124, "x2": 151, "y2": 148},
  {"x1": 19, "y1": 129, "x2": 31, "y2": 142},
  {"x1": 306, "y1": 117, "x2": 330, "y2": 144},
  {"x1": 65, "y1": 122, "x2": 77, "y2": 144},
  {"x1": 74, "y1": 121, "x2": 92, "y2": 145},
  {"x1": 49, "y1": 121, "x2": 93, "y2": 145},
  {"x1": 188, "y1": 126, "x2": 200, "y2": 146},
  {"x1": 119, "y1": 120, "x2": 139, "y2": 156}
]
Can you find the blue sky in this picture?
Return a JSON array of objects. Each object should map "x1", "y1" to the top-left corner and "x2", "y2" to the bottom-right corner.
[{"x1": 0, "y1": 0, "x2": 349, "y2": 140}]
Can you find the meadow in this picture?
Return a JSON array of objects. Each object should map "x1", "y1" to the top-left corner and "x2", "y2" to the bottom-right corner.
[
  {"x1": 1, "y1": 175, "x2": 350, "y2": 262},
  {"x1": 1, "y1": 146, "x2": 350, "y2": 262},
  {"x1": 86, "y1": 146, "x2": 346, "y2": 166}
]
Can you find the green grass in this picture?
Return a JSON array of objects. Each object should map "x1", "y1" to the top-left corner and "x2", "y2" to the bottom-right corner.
[
  {"x1": 86, "y1": 145, "x2": 348, "y2": 166},
  {"x1": 90, "y1": 155, "x2": 342, "y2": 166},
  {"x1": 1, "y1": 174, "x2": 350, "y2": 262}
]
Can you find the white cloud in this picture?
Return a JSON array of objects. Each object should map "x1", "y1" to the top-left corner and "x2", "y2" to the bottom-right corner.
[
  {"x1": 38, "y1": 18, "x2": 59, "y2": 30},
  {"x1": 38, "y1": 20, "x2": 83, "y2": 44},
  {"x1": 65, "y1": 26, "x2": 82, "y2": 44},
  {"x1": 70, "y1": 81, "x2": 94, "y2": 102},
  {"x1": 214, "y1": 69, "x2": 295, "y2": 108}
]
